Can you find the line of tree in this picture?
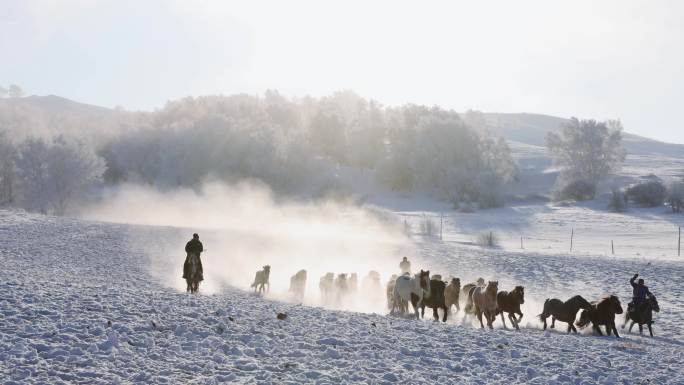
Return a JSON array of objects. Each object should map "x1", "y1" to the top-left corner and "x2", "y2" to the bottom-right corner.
[{"x1": 0, "y1": 91, "x2": 520, "y2": 214}]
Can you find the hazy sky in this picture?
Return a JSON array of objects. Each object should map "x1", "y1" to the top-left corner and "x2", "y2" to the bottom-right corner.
[{"x1": 2, "y1": 0, "x2": 683, "y2": 143}]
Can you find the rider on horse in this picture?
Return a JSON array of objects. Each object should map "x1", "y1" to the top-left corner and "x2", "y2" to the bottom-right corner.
[
  {"x1": 628, "y1": 273, "x2": 651, "y2": 313},
  {"x1": 183, "y1": 233, "x2": 204, "y2": 281},
  {"x1": 399, "y1": 257, "x2": 411, "y2": 275}
]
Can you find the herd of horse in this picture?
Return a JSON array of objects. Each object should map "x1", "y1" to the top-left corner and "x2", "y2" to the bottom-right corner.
[{"x1": 201, "y1": 264, "x2": 660, "y2": 338}]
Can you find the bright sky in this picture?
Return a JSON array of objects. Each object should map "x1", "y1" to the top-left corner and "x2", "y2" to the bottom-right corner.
[{"x1": 2, "y1": 0, "x2": 683, "y2": 143}]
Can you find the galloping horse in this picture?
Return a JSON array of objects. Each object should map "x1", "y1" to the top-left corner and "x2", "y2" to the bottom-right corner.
[
  {"x1": 576, "y1": 295, "x2": 623, "y2": 337},
  {"x1": 539, "y1": 295, "x2": 592, "y2": 333},
  {"x1": 468, "y1": 281, "x2": 499, "y2": 329},
  {"x1": 444, "y1": 278, "x2": 461, "y2": 314},
  {"x1": 289, "y1": 269, "x2": 307, "y2": 302},
  {"x1": 393, "y1": 270, "x2": 431, "y2": 319},
  {"x1": 622, "y1": 293, "x2": 660, "y2": 337},
  {"x1": 185, "y1": 252, "x2": 202, "y2": 294},
  {"x1": 251, "y1": 265, "x2": 271, "y2": 294},
  {"x1": 496, "y1": 286, "x2": 525, "y2": 330},
  {"x1": 420, "y1": 277, "x2": 448, "y2": 322}
]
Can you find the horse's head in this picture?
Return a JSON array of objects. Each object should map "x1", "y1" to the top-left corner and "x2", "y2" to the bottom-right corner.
[
  {"x1": 419, "y1": 270, "x2": 431, "y2": 293},
  {"x1": 476, "y1": 277, "x2": 485, "y2": 286},
  {"x1": 649, "y1": 294, "x2": 660, "y2": 312},
  {"x1": 486, "y1": 281, "x2": 498, "y2": 295},
  {"x1": 451, "y1": 277, "x2": 461, "y2": 289},
  {"x1": 513, "y1": 286, "x2": 525, "y2": 304},
  {"x1": 264, "y1": 265, "x2": 271, "y2": 273},
  {"x1": 609, "y1": 295, "x2": 623, "y2": 314}
]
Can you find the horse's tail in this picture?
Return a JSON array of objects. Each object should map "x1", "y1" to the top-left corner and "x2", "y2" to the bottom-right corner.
[{"x1": 538, "y1": 298, "x2": 550, "y2": 322}]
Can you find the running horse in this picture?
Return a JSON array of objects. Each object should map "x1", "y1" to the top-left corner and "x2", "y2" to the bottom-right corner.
[{"x1": 185, "y1": 252, "x2": 203, "y2": 294}]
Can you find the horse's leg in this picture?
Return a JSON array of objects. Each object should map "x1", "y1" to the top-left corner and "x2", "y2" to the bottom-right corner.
[
  {"x1": 487, "y1": 311, "x2": 494, "y2": 329},
  {"x1": 476, "y1": 309, "x2": 485, "y2": 328},
  {"x1": 612, "y1": 322, "x2": 620, "y2": 338},
  {"x1": 647, "y1": 323, "x2": 654, "y2": 337},
  {"x1": 432, "y1": 306, "x2": 439, "y2": 321},
  {"x1": 550, "y1": 316, "x2": 556, "y2": 329},
  {"x1": 541, "y1": 315, "x2": 547, "y2": 330},
  {"x1": 500, "y1": 312, "x2": 507, "y2": 329},
  {"x1": 593, "y1": 324, "x2": 603, "y2": 336},
  {"x1": 509, "y1": 313, "x2": 519, "y2": 330},
  {"x1": 639, "y1": 324, "x2": 643, "y2": 334},
  {"x1": 442, "y1": 305, "x2": 448, "y2": 323},
  {"x1": 628, "y1": 321, "x2": 635, "y2": 332}
]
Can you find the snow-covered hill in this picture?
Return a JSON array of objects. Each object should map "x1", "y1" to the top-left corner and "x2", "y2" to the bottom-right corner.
[{"x1": 2, "y1": 209, "x2": 683, "y2": 384}]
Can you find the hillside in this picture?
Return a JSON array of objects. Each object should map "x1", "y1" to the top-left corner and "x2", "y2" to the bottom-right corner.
[
  {"x1": 2, "y1": 208, "x2": 683, "y2": 383},
  {"x1": 484, "y1": 112, "x2": 684, "y2": 158}
]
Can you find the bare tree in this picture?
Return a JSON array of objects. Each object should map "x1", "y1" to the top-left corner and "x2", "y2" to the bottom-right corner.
[
  {"x1": 546, "y1": 118, "x2": 625, "y2": 200},
  {"x1": 8, "y1": 84, "x2": 24, "y2": 98},
  {"x1": 0, "y1": 85, "x2": 8, "y2": 98}
]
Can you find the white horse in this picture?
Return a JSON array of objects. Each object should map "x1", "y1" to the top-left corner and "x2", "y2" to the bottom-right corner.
[
  {"x1": 251, "y1": 265, "x2": 271, "y2": 294},
  {"x1": 392, "y1": 270, "x2": 431, "y2": 319}
]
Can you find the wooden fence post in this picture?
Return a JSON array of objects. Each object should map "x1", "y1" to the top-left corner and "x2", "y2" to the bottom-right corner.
[
  {"x1": 570, "y1": 228, "x2": 574, "y2": 252},
  {"x1": 440, "y1": 213, "x2": 443, "y2": 241}
]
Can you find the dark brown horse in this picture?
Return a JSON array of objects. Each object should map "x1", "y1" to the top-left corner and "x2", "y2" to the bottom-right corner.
[
  {"x1": 420, "y1": 279, "x2": 448, "y2": 322},
  {"x1": 622, "y1": 293, "x2": 659, "y2": 337},
  {"x1": 538, "y1": 295, "x2": 592, "y2": 333},
  {"x1": 496, "y1": 286, "x2": 525, "y2": 330},
  {"x1": 576, "y1": 295, "x2": 623, "y2": 337}
]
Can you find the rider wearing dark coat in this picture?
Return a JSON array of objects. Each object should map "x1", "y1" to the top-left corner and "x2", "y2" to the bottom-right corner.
[
  {"x1": 183, "y1": 233, "x2": 204, "y2": 281},
  {"x1": 629, "y1": 273, "x2": 651, "y2": 312}
]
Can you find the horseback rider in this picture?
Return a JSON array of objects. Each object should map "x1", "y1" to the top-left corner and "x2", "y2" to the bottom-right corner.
[
  {"x1": 183, "y1": 233, "x2": 204, "y2": 280},
  {"x1": 399, "y1": 257, "x2": 411, "y2": 275},
  {"x1": 628, "y1": 273, "x2": 651, "y2": 313}
]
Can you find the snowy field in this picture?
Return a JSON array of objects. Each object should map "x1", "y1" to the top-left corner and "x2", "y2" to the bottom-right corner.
[{"x1": 2, "y1": 208, "x2": 684, "y2": 384}]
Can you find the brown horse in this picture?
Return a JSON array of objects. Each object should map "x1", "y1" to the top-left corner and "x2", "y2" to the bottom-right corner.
[
  {"x1": 468, "y1": 281, "x2": 499, "y2": 329},
  {"x1": 444, "y1": 278, "x2": 461, "y2": 314},
  {"x1": 420, "y1": 278, "x2": 448, "y2": 322},
  {"x1": 576, "y1": 295, "x2": 623, "y2": 338},
  {"x1": 538, "y1": 295, "x2": 592, "y2": 333},
  {"x1": 496, "y1": 286, "x2": 525, "y2": 330}
]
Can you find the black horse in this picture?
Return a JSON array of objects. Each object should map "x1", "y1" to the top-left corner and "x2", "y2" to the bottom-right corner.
[
  {"x1": 420, "y1": 279, "x2": 448, "y2": 322},
  {"x1": 538, "y1": 295, "x2": 592, "y2": 333},
  {"x1": 496, "y1": 286, "x2": 525, "y2": 330},
  {"x1": 622, "y1": 293, "x2": 660, "y2": 337},
  {"x1": 576, "y1": 295, "x2": 623, "y2": 338}
]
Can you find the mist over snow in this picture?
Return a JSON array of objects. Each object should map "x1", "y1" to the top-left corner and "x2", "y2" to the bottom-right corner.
[{"x1": 79, "y1": 182, "x2": 416, "y2": 313}]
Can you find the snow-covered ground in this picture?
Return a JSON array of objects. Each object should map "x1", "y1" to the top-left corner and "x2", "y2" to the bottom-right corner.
[{"x1": 2, "y1": 208, "x2": 683, "y2": 384}]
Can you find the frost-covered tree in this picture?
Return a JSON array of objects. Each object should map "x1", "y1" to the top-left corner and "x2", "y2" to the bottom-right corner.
[
  {"x1": 546, "y1": 118, "x2": 625, "y2": 200},
  {"x1": 47, "y1": 136, "x2": 106, "y2": 214},
  {"x1": 8, "y1": 84, "x2": 24, "y2": 98},
  {"x1": 667, "y1": 180, "x2": 684, "y2": 213},
  {"x1": 15, "y1": 138, "x2": 51, "y2": 213},
  {"x1": 0, "y1": 131, "x2": 16, "y2": 205},
  {"x1": 15, "y1": 136, "x2": 105, "y2": 214}
]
